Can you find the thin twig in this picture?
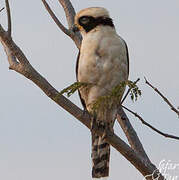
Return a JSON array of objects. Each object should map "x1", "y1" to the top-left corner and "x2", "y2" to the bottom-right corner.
[
  {"x1": 121, "y1": 78, "x2": 140, "y2": 104},
  {"x1": 41, "y1": 0, "x2": 72, "y2": 38},
  {"x1": 122, "y1": 105, "x2": 179, "y2": 140},
  {"x1": 5, "y1": 0, "x2": 11, "y2": 36},
  {"x1": 145, "y1": 77, "x2": 179, "y2": 117},
  {"x1": 0, "y1": 7, "x2": 5, "y2": 12}
]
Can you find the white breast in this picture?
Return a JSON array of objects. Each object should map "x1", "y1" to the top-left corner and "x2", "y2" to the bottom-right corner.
[{"x1": 78, "y1": 26, "x2": 128, "y2": 107}]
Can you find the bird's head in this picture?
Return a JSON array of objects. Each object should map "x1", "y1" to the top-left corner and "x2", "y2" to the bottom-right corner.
[{"x1": 72, "y1": 7, "x2": 114, "y2": 35}]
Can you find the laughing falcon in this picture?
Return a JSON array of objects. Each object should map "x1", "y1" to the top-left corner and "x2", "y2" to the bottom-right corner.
[{"x1": 73, "y1": 7, "x2": 129, "y2": 178}]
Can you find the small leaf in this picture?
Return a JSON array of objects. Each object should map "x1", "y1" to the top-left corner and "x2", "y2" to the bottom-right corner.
[{"x1": 54, "y1": 82, "x2": 91, "y2": 100}]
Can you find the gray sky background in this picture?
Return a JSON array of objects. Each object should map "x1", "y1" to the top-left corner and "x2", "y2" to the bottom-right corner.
[{"x1": 0, "y1": 0, "x2": 179, "y2": 179}]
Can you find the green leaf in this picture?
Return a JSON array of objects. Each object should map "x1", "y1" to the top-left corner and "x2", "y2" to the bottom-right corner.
[
  {"x1": 54, "y1": 82, "x2": 91, "y2": 100},
  {"x1": 55, "y1": 79, "x2": 142, "y2": 114}
]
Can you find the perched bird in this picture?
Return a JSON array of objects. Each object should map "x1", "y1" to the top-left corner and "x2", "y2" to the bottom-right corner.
[{"x1": 73, "y1": 7, "x2": 129, "y2": 178}]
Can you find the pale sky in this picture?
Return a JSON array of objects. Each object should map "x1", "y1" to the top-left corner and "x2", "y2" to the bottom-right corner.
[{"x1": 0, "y1": 0, "x2": 179, "y2": 180}]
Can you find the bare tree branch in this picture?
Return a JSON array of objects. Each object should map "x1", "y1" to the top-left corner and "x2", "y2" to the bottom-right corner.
[
  {"x1": 1, "y1": 40, "x2": 19, "y2": 70},
  {"x1": 118, "y1": 79, "x2": 150, "y2": 160},
  {"x1": 42, "y1": 0, "x2": 81, "y2": 48},
  {"x1": 122, "y1": 105, "x2": 179, "y2": 140},
  {"x1": 0, "y1": 0, "x2": 14, "y2": 69},
  {"x1": 5, "y1": 0, "x2": 11, "y2": 36},
  {"x1": 145, "y1": 77, "x2": 179, "y2": 117},
  {"x1": 57, "y1": 0, "x2": 82, "y2": 48},
  {"x1": 41, "y1": 0, "x2": 72, "y2": 38},
  {"x1": 0, "y1": 1, "x2": 167, "y2": 179},
  {"x1": 0, "y1": 26, "x2": 18, "y2": 71},
  {"x1": 57, "y1": 0, "x2": 75, "y2": 29}
]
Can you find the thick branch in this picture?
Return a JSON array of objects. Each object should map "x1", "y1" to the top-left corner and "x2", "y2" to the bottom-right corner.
[
  {"x1": 117, "y1": 107, "x2": 150, "y2": 161},
  {"x1": 0, "y1": 26, "x2": 18, "y2": 70},
  {"x1": 0, "y1": 26, "x2": 29, "y2": 65},
  {"x1": 145, "y1": 77, "x2": 179, "y2": 117}
]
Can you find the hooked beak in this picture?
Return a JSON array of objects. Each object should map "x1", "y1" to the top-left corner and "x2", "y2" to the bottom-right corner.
[{"x1": 72, "y1": 24, "x2": 80, "y2": 33}]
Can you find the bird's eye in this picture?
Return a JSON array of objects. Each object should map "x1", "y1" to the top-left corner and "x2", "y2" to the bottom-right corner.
[{"x1": 79, "y1": 16, "x2": 90, "y2": 24}]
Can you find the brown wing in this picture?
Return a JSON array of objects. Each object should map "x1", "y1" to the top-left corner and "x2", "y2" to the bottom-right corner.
[
  {"x1": 123, "y1": 40, "x2": 129, "y2": 75},
  {"x1": 76, "y1": 51, "x2": 87, "y2": 110},
  {"x1": 119, "y1": 37, "x2": 129, "y2": 75}
]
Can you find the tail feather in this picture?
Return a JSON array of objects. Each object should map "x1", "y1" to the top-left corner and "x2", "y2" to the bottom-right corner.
[
  {"x1": 90, "y1": 104, "x2": 117, "y2": 178},
  {"x1": 92, "y1": 133, "x2": 110, "y2": 178}
]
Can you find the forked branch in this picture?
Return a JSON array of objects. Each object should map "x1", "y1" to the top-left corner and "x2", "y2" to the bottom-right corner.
[
  {"x1": 41, "y1": 0, "x2": 72, "y2": 38},
  {"x1": 0, "y1": 1, "x2": 18, "y2": 70},
  {"x1": 41, "y1": 0, "x2": 81, "y2": 48}
]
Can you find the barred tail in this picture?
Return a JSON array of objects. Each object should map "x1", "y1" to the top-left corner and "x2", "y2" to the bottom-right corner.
[{"x1": 91, "y1": 132, "x2": 110, "y2": 178}]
